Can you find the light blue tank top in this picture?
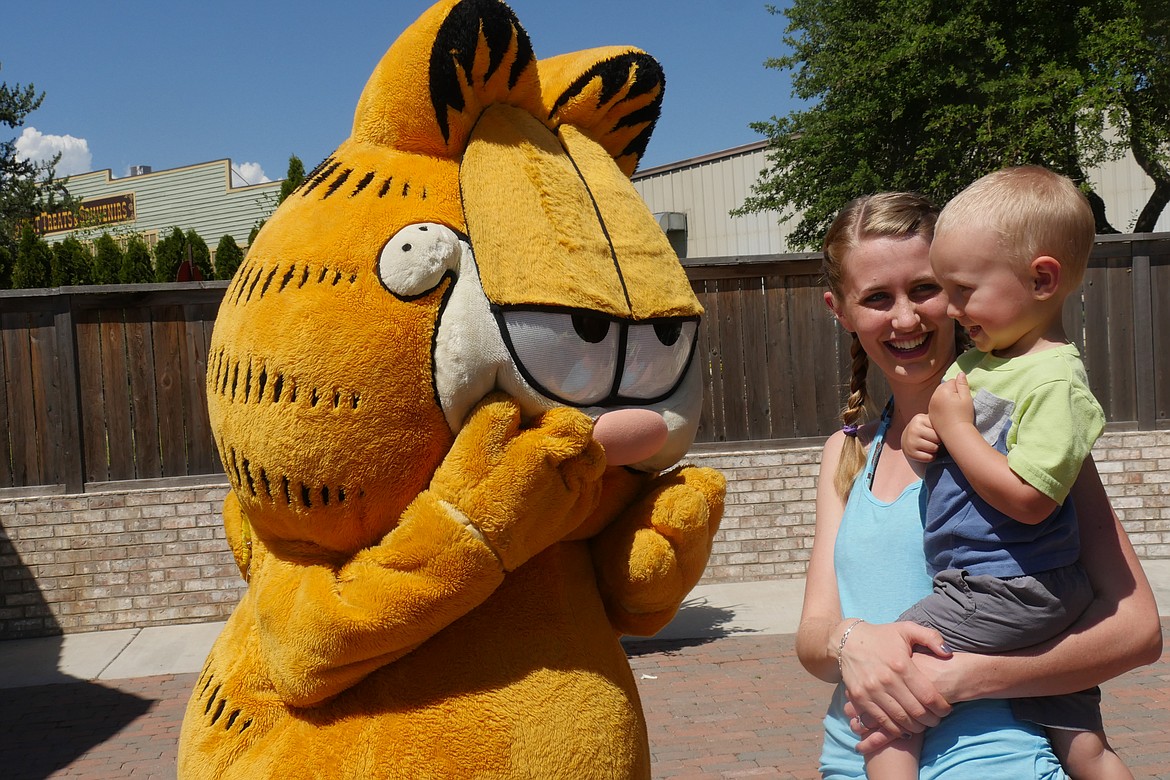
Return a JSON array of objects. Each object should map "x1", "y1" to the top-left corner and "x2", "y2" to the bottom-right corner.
[{"x1": 818, "y1": 404, "x2": 1067, "y2": 779}]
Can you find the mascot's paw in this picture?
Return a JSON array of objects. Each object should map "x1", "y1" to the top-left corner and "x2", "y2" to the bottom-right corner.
[
  {"x1": 431, "y1": 393, "x2": 606, "y2": 571},
  {"x1": 221, "y1": 491, "x2": 253, "y2": 580},
  {"x1": 591, "y1": 465, "x2": 726, "y2": 635}
]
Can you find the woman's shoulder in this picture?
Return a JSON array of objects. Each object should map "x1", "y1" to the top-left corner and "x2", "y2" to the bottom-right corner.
[{"x1": 823, "y1": 424, "x2": 875, "y2": 461}]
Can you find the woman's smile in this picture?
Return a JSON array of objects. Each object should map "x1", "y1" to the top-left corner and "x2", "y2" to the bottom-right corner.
[{"x1": 885, "y1": 332, "x2": 932, "y2": 359}]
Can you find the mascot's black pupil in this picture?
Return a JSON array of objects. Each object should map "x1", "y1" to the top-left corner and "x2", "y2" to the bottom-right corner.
[
  {"x1": 654, "y1": 322, "x2": 682, "y2": 346},
  {"x1": 572, "y1": 314, "x2": 611, "y2": 344}
]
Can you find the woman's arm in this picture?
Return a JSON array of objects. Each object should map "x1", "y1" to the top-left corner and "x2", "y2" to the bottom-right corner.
[
  {"x1": 798, "y1": 432, "x2": 951, "y2": 736},
  {"x1": 851, "y1": 454, "x2": 1162, "y2": 752},
  {"x1": 796, "y1": 432, "x2": 850, "y2": 681}
]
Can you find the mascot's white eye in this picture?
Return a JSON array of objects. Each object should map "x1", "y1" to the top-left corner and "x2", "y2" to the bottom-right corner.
[
  {"x1": 618, "y1": 320, "x2": 699, "y2": 399},
  {"x1": 377, "y1": 222, "x2": 464, "y2": 298},
  {"x1": 498, "y1": 310, "x2": 620, "y2": 405},
  {"x1": 495, "y1": 309, "x2": 699, "y2": 407}
]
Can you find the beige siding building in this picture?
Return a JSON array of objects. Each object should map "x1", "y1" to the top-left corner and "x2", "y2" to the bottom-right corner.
[
  {"x1": 633, "y1": 142, "x2": 791, "y2": 259},
  {"x1": 41, "y1": 146, "x2": 1166, "y2": 266},
  {"x1": 633, "y1": 140, "x2": 1170, "y2": 258}
]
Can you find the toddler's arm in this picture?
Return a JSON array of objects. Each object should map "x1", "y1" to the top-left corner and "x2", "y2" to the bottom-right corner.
[{"x1": 929, "y1": 374, "x2": 1058, "y2": 524}]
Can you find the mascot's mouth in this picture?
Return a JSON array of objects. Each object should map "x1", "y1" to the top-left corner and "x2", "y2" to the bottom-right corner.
[{"x1": 492, "y1": 305, "x2": 699, "y2": 409}]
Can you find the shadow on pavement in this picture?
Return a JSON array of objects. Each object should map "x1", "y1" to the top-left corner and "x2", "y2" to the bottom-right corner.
[
  {"x1": 623, "y1": 596, "x2": 757, "y2": 655},
  {"x1": 1, "y1": 678, "x2": 153, "y2": 780},
  {"x1": 1, "y1": 527, "x2": 154, "y2": 779}
]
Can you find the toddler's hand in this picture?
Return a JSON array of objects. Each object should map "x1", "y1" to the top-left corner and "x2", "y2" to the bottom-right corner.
[
  {"x1": 903, "y1": 413, "x2": 940, "y2": 463},
  {"x1": 928, "y1": 373, "x2": 975, "y2": 442}
]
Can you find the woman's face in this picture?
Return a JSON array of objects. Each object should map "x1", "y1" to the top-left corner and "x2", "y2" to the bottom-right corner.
[{"x1": 824, "y1": 235, "x2": 954, "y2": 389}]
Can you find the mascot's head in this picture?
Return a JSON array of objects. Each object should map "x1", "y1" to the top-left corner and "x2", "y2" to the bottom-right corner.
[{"x1": 207, "y1": 0, "x2": 705, "y2": 554}]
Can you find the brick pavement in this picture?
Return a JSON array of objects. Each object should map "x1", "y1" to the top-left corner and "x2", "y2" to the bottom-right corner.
[{"x1": 2, "y1": 628, "x2": 1168, "y2": 779}]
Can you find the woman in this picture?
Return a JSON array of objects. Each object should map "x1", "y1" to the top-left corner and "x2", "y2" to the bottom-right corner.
[{"x1": 797, "y1": 192, "x2": 1162, "y2": 778}]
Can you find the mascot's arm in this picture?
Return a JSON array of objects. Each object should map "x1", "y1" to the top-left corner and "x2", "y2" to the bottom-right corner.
[
  {"x1": 247, "y1": 497, "x2": 503, "y2": 707},
  {"x1": 248, "y1": 394, "x2": 605, "y2": 707},
  {"x1": 590, "y1": 465, "x2": 725, "y2": 636}
]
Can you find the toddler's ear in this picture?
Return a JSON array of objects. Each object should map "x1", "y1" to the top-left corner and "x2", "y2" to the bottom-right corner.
[{"x1": 1030, "y1": 256, "x2": 1062, "y2": 299}]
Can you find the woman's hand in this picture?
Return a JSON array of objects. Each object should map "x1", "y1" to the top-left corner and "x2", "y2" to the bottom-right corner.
[
  {"x1": 838, "y1": 620, "x2": 954, "y2": 745},
  {"x1": 844, "y1": 649, "x2": 967, "y2": 753}
]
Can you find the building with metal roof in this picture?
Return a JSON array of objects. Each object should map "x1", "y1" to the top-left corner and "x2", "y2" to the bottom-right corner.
[{"x1": 632, "y1": 140, "x2": 1170, "y2": 259}]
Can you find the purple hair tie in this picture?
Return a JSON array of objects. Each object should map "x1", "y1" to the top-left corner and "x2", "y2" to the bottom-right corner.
[{"x1": 842, "y1": 423, "x2": 861, "y2": 437}]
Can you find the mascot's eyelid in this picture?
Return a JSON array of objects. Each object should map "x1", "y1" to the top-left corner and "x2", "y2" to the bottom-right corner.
[
  {"x1": 494, "y1": 307, "x2": 700, "y2": 407},
  {"x1": 495, "y1": 308, "x2": 620, "y2": 406},
  {"x1": 376, "y1": 222, "x2": 467, "y2": 299},
  {"x1": 617, "y1": 320, "x2": 699, "y2": 400}
]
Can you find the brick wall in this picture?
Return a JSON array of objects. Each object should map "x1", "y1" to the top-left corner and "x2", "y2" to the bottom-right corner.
[
  {"x1": 688, "y1": 429, "x2": 1170, "y2": 583},
  {"x1": 2, "y1": 430, "x2": 1168, "y2": 639},
  {"x1": 0, "y1": 486, "x2": 244, "y2": 639},
  {"x1": 687, "y1": 445, "x2": 823, "y2": 583}
]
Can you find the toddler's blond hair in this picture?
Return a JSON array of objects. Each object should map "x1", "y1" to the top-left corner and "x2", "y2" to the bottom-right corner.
[{"x1": 936, "y1": 166, "x2": 1095, "y2": 291}]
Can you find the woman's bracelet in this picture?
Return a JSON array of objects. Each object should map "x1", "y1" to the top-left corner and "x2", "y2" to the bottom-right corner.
[{"x1": 836, "y1": 618, "x2": 865, "y2": 671}]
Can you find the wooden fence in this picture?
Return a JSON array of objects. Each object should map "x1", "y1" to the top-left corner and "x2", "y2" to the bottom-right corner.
[
  {"x1": 1, "y1": 284, "x2": 223, "y2": 495},
  {"x1": 1, "y1": 234, "x2": 1167, "y2": 495}
]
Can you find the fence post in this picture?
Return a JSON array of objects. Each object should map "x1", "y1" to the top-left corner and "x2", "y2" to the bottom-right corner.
[
  {"x1": 1131, "y1": 244, "x2": 1155, "y2": 430},
  {"x1": 53, "y1": 293, "x2": 85, "y2": 493}
]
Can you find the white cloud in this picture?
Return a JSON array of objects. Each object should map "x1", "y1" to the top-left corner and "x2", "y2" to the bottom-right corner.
[
  {"x1": 232, "y1": 161, "x2": 271, "y2": 187},
  {"x1": 14, "y1": 127, "x2": 93, "y2": 177}
]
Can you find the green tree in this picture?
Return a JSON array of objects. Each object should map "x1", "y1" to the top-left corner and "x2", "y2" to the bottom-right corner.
[
  {"x1": 248, "y1": 220, "x2": 265, "y2": 247},
  {"x1": 186, "y1": 229, "x2": 212, "y2": 280},
  {"x1": 51, "y1": 236, "x2": 92, "y2": 286},
  {"x1": 1078, "y1": 0, "x2": 1170, "y2": 231},
  {"x1": 1, "y1": 64, "x2": 71, "y2": 288},
  {"x1": 92, "y1": 233, "x2": 123, "y2": 284},
  {"x1": 278, "y1": 154, "x2": 306, "y2": 204},
  {"x1": 154, "y1": 227, "x2": 185, "y2": 282},
  {"x1": 738, "y1": 0, "x2": 1170, "y2": 248},
  {"x1": 120, "y1": 234, "x2": 154, "y2": 284},
  {"x1": 214, "y1": 234, "x2": 244, "y2": 279},
  {"x1": 11, "y1": 223, "x2": 51, "y2": 288}
]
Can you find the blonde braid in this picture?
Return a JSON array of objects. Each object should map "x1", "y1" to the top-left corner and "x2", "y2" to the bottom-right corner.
[
  {"x1": 834, "y1": 334, "x2": 871, "y2": 501},
  {"x1": 821, "y1": 191, "x2": 941, "y2": 501}
]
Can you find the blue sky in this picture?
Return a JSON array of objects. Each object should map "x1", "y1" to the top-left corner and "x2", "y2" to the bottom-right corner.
[{"x1": 2, "y1": 1, "x2": 800, "y2": 185}]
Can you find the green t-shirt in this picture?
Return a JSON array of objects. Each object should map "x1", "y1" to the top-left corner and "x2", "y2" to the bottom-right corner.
[
  {"x1": 924, "y1": 343, "x2": 1105, "y2": 577},
  {"x1": 944, "y1": 343, "x2": 1104, "y2": 504}
]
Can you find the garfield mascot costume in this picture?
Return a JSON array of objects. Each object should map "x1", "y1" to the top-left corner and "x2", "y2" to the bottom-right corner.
[{"x1": 178, "y1": 1, "x2": 725, "y2": 777}]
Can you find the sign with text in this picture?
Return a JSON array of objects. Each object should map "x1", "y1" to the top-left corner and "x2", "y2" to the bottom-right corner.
[{"x1": 35, "y1": 194, "x2": 136, "y2": 235}]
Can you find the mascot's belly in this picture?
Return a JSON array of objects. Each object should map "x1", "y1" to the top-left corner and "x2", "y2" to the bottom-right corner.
[{"x1": 178, "y1": 542, "x2": 649, "y2": 780}]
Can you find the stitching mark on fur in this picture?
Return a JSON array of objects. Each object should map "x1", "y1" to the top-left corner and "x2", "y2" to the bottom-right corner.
[
  {"x1": 209, "y1": 348, "x2": 363, "y2": 411},
  {"x1": 195, "y1": 667, "x2": 253, "y2": 734},
  {"x1": 301, "y1": 158, "x2": 340, "y2": 197},
  {"x1": 225, "y1": 260, "x2": 359, "y2": 308}
]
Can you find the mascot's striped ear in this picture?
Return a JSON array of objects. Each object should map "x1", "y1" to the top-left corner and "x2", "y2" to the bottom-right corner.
[
  {"x1": 539, "y1": 48, "x2": 665, "y2": 177},
  {"x1": 351, "y1": 0, "x2": 542, "y2": 158}
]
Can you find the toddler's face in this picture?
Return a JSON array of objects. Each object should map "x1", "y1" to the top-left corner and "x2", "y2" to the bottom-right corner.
[{"x1": 929, "y1": 226, "x2": 1044, "y2": 358}]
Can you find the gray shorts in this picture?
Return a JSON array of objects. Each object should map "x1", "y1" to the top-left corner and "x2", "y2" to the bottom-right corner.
[{"x1": 899, "y1": 563, "x2": 1100, "y2": 731}]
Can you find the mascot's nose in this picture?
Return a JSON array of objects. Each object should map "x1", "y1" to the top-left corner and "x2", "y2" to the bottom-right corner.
[{"x1": 592, "y1": 409, "x2": 669, "y2": 466}]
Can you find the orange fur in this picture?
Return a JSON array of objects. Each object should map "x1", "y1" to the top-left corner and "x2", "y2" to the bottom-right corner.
[{"x1": 178, "y1": 2, "x2": 724, "y2": 777}]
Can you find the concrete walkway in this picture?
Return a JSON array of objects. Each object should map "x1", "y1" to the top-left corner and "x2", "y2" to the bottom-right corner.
[
  {"x1": 2, "y1": 560, "x2": 1168, "y2": 689},
  {"x1": 3, "y1": 563, "x2": 1170, "y2": 779}
]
